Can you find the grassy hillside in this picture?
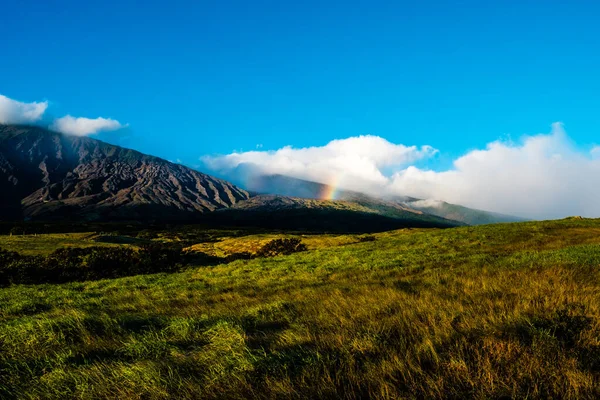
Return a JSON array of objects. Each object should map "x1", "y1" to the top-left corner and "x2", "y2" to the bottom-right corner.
[{"x1": 1, "y1": 219, "x2": 600, "y2": 398}]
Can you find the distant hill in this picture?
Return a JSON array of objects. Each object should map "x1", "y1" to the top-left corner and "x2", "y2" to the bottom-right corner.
[
  {"x1": 240, "y1": 173, "x2": 524, "y2": 225},
  {"x1": 0, "y1": 125, "x2": 249, "y2": 221},
  {"x1": 211, "y1": 194, "x2": 462, "y2": 232},
  {"x1": 398, "y1": 199, "x2": 526, "y2": 226}
]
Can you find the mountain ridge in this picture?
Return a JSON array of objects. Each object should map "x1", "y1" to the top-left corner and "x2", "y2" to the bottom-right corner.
[
  {"x1": 0, "y1": 124, "x2": 514, "y2": 229},
  {"x1": 239, "y1": 173, "x2": 524, "y2": 225},
  {"x1": 210, "y1": 194, "x2": 462, "y2": 231},
  {"x1": 0, "y1": 124, "x2": 250, "y2": 221}
]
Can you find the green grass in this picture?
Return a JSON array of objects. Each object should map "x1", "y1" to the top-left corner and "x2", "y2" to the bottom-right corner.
[
  {"x1": 0, "y1": 232, "x2": 121, "y2": 256},
  {"x1": 1, "y1": 219, "x2": 600, "y2": 398}
]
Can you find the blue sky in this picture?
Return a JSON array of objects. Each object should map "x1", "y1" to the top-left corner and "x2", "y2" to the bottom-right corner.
[
  {"x1": 2, "y1": 1, "x2": 599, "y2": 160},
  {"x1": 2, "y1": 1, "x2": 600, "y2": 217}
]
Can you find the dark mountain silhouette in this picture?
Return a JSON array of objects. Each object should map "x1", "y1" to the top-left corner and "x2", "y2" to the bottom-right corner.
[{"x1": 0, "y1": 125, "x2": 249, "y2": 221}]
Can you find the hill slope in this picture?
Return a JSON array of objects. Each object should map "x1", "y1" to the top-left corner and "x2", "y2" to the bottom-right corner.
[
  {"x1": 242, "y1": 173, "x2": 524, "y2": 225},
  {"x1": 213, "y1": 194, "x2": 462, "y2": 231},
  {"x1": 400, "y1": 198, "x2": 526, "y2": 225},
  {"x1": 0, "y1": 125, "x2": 249, "y2": 221}
]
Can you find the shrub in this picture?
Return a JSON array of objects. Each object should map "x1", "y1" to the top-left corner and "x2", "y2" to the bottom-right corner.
[
  {"x1": 0, "y1": 244, "x2": 186, "y2": 286},
  {"x1": 136, "y1": 229, "x2": 158, "y2": 239},
  {"x1": 225, "y1": 252, "x2": 254, "y2": 262},
  {"x1": 0, "y1": 248, "x2": 20, "y2": 266},
  {"x1": 137, "y1": 243, "x2": 184, "y2": 273},
  {"x1": 9, "y1": 227, "x2": 25, "y2": 236},
  {"x1": 83, "y1": 247, "x2": 141, "y2": 279},
  {"x1": 0, "y1": 238, "x2": 310, "y2": 286},
  {"x1": 357, "y1": 235, "x2": 376, "y2": 242},
  {"x1": 256, "y1": 238, "x2": 307, "y2": 258},
  {"x1": 0, "y1": 250, "x2": 39, "y2": 285}
]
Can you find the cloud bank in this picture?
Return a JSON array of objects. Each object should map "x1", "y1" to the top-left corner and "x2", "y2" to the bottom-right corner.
[
  {"x1": 0, "y1": 95, "x2": 48, "y2": 124},
  {"x1": 204, "y1": 123, "x2": 600, "y2": 219},
  {"x1": 50, "y1": 115, "x2": 126, "y2": 136},
  {"x1": 203, "y1": 135, "x2": 437, "y2": 193},
  {"x1": 0, "y1": 93, "x2": 127, "y2": 137}
]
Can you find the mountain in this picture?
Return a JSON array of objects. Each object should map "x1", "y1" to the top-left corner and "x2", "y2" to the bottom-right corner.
[
  {"x1": 0, "y1": 124, "x2": 249, "y2": 221},
  {"x1": 210, "y1": 194, "x2": 462, "y2": 232},
  {"x1": 0, "y1": 124, "x2": 501, "y2": 230},
  {"x1": 236, "y1": 174, "x2": 465, "y2": 226},
  {"x1": 239, "y1": 173, "x2": 523, "y2": 225},
  {"x1": 398, "y1": 199, "x2": 526, "y2": 226}
]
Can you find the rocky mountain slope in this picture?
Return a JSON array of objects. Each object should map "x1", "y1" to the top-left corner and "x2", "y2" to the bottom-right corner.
[{"x1": 0, "y1": 125, "x2": 249, "y2": 221}]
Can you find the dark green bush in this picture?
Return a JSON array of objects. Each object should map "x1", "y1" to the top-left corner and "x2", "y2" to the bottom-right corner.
[
  {"x1": 0, "y1": 248, "x2": 20, "y2": 265},
  {"x1": 357, "y1": 235, "x2": 376, "y2": 242},
  {"x1": 225, "y1": 252, "x2": 254, "y2": 262},
  {"x1": 136, "y1": 229, "x2": 158, "y2": 239},
  {"x1": 0, "y1": 238, "x2": 309, "y2": 286},
  {"x1": 9, "y1": 226, "x2": 25, "y2": 236},
  {"x1": 137, "y1": 243, "x2": 184, "y2": 273},
  {"x1": 256, "y1": 238, "x2": 307, "y2": 258},
  {"x1": 0, "y1": 244, "x2": 186, "y2": 286}
]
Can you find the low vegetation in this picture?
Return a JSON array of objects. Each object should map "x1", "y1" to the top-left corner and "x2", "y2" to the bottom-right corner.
[
  {"x1": 0, "y1": 238, "x2": 310, "y2": 285},
  {"x1": 254, "y1": 238, "x2": 308, "y2": 257},
  {"x1": 0, "y1": 244, "x2": 185, "y2": 285},
  {"x1": 0, "y1": 219, "x2": 599, "y2": 398}
]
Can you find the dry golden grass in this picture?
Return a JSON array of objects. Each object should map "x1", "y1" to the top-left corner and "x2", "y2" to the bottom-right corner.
[{"x1": 184, "y1": 232, "x2": 372, "y2": 257}]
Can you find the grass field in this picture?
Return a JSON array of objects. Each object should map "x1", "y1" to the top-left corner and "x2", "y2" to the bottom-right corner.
[
  {"x1": 1, "y1": 219, "x2": 600, "y2": 399},
  {"x1": 184, "y1": 232, "x2": 378, "y2": 257},
  {"x1": 0, "y1": 232, "x2": 122, "y2": 256}
]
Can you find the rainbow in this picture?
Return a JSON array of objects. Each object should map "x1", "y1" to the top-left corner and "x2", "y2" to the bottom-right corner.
[
  {"x1": 319, "y1": 176, "x2": 340, "y2": 200},
  {"x1": 239, "y1": 172, "x2": 343, "y2": 201}
]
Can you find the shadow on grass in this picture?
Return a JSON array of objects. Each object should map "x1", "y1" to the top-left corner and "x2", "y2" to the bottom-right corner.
[
  {"x1": 117, "y1": 315, "x2": 169, "y2": 333},
  {"x1": 503, "y1": 303, "x2": 593, "y2": 348},
  {"x1": 499, "y1": 303, "x2": 599, "y2": 373}
]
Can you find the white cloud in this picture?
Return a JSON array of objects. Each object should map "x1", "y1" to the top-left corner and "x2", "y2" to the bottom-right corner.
[
  {"x1": 50, "y1": 115, "x2": 126, "y2": 136},
  {"x1": 405, "y1": 199, "x2": 444, "y2": 209},
  {"x1": 202, "y1": 135, "x2": 437, "y2": 192},
  {"x1": 390, "y1": 123, "x2": 600, "y2": 219},
  {"x1": 0, "y1": 94, "x2": 48, "y2": 124},
  {"x1": 389, "y1": 123, "x2": 600, "y2": 218},
  {"x1": 204, "y1": 123, "x2": 600, "y2": 219},
  {"x1": 0, "y1": 93, "x2": 128, "y2": 137}
]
